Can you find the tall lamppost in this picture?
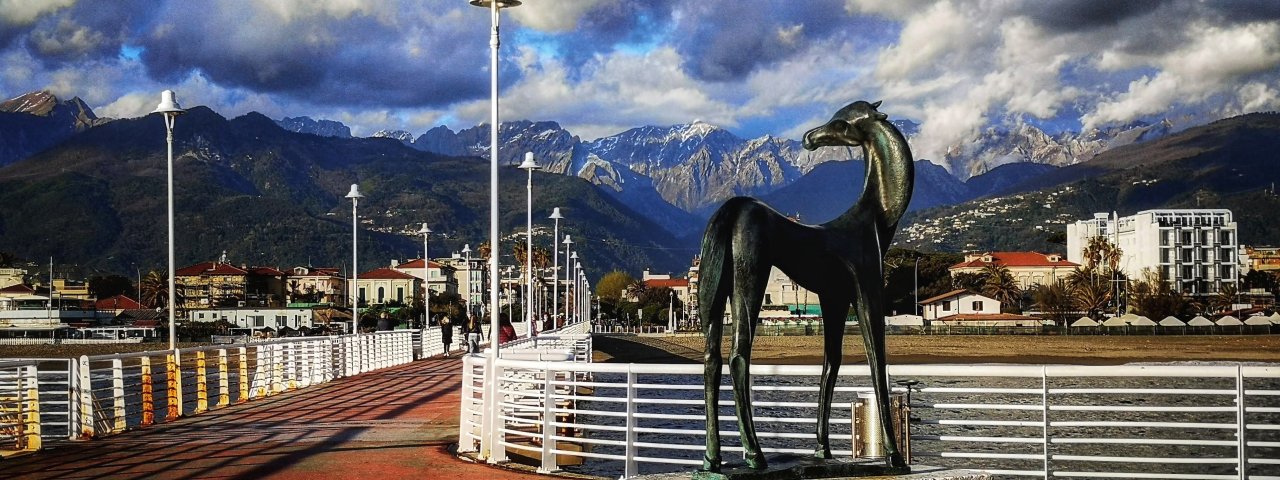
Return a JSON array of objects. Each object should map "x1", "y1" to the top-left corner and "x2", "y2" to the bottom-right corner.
[
  {"x1": 153, "y1": 90, "x2": 185, "y2": 350},
  {"x1": 346, "y1": 184, "x2": 363, "y2": 334},
  {"x1": 914, "y1": 256, "x2": 922, "y2": 316},
  {"x1": 462, "y1": 244, "x2": 472, "y2": 320},
  {"x1": 563, "y1": 236, "x2": 573, "y2": 321},
  {"x1": 669, "y1": 289, "x2": 675, "y2": 333},
  {"x1": 570, "y1": 251, "x2": 579, "y2": 322},
  {"x1": 549, "y1": 207, "x2": 563, "y2": 326},
  {"x1": 470, "y1": 0, "x2": 522, "y2": 361},
  {"x1": 518, "y1": 152, "x2": 540, "y2": 336},
  {"x1": 419, "y1": 223, "x2": 432, "y2": 326}
]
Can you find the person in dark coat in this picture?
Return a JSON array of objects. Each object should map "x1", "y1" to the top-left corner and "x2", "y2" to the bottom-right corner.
[
  {"x1": 440, "y1": 316, "x2": 454, "y2": 356},
  {"x1": 498, "y1": 316, "x2": 517, "y2": 344}
]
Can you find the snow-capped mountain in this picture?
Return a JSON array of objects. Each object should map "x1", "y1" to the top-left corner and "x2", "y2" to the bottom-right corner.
[
  {"x1": 276, "y1": 116, "x2": 352, "y2": 138},
  {"x1": 372, "y1": 129, "x2": 415, "y2": 145},
  {"x1": 941, "y1": 119, "x2": 1180, "y2": 179},
  {"x1": 0, "y1": 90, "x2": 107, "y2": 167}
]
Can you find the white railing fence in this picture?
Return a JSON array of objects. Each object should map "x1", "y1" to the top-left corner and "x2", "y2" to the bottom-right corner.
[
  {"x1": 67, "y1": 330, "x2": 413, "y2": 439},
  {"x1": 460, "y1": 349, "x2": 1280, "y2": 479}
]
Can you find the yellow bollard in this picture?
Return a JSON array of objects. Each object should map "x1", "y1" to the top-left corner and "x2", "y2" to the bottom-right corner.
[
  {"x1": 140, "y1": 357, "x2": 154, "y2": 426},
  {"x1": 24, "y1": 367, "x2": 41, "y2": 451},
  {"x1": 217, "y1": 349, "x2": 229, "y2": 408},
  {"x1": 238, "y1": 347, "x2": 248, "y2": 403},
  {"x1": 195, "y1": 351, "x2": 208, "y2": 413},
  {"x1": 165, "y1": 354, "x2": 179, "y2": 421}
]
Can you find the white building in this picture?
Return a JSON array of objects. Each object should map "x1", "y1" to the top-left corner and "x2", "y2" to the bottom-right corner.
[
  {"x1": 1066, "y1": 210, "x2": 1241, "y2": 295},
  {"x1": 189, "y1": 307, "x2": 318, "y2": 330},
  {"x1": 919, "y1": 289, "x2": 1000, "y2": 320},
  {"x1": 392, "y1": 258, "x2": 458, "y2": 296}
]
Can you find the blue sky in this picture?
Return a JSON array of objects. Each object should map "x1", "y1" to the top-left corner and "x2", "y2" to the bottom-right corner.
[{"x1": 2, "y1": 0, "x2": 1279, "y2": 161}]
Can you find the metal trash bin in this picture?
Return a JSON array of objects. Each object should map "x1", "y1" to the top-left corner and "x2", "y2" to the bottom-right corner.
[{"x1": 851, "y1": 391, "x2": 910, "y2": 462}]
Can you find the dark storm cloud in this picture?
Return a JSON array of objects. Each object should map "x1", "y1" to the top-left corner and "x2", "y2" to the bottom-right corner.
[
  {"x1": 6, "y1": 0, "x2": 150, "y2": 65},
  {"x1": 136, "y1": 3, "x2": 493, "y2": 109},
  {"x1": 1016, "y1": 0, "x2": 1166, "y2": 33},
  {"x1": 669, "y1": 0, "x2": 850, "y2": 82}
]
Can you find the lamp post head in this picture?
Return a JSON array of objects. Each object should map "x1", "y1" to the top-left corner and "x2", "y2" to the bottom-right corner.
[
  {"x1": 570, "y1": 251, "x2": 578, "y2": 260},
  {"x1": 469, "y1": 0, "x2": 522, "y2": 7},
  {"x1": 152, "y1": 90, "x2": 186, "y2": 115},
  {"x1": 563, "y1": 235, "x2": 573, "y2": 246},
  {"x1": 345, "y1": 184, "x2": 363, "y2": 199},
  {"x1": 549, "y1": 207, "x2": 563, "y2": 220},
  {"x1": 517, "y1": 151, "x2": 541, "y2": 171},
  {"x1": 462, "y1": 244, "x2": 471, "y2": 255},
  {"x1": 418, "y1": 223, "x2": 432, "y2": 235}
]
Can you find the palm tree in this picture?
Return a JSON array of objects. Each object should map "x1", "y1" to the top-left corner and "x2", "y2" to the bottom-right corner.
[
  {"x1": 1082, "y1": 236, "x2": 1121, "y2": 272},
  {"x1": 1073, "y1": 278, "x2": 1111, "y2": 319},
  {"x1": 139, "y1": 270, "x2": 167, "y2": 309},
  {"x1": 980, "y1": 263, "x2": 1020, "y2": 312},
  {"x1": 1033, "y1": 280, "x2": 1073, "y2": 326}
]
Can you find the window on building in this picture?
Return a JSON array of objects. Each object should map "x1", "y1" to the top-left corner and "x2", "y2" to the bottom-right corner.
[
  {"x1": 1181, "y1": 249, "x2": 1193, "y2": 262},
  {"x1": 396, "y1": 287, "x2": 404, "y2": 303},
  {"x1": 1160, "y1": 230, "x2": 1171, "y2": 246},
  {"x1": 358, "y1": 288, "x2": 366, "y2": 302},
  {"x1": 1160, "y1": 248, "x2": 1171, "y2": 263},
  {"x1": 253, "y1": 316, "x2": 265, "y2": 327},
  {"x1": 972, "y1": 301, "x2": 983, "y2": 311},
  {"x1": 1221, "y1": 265, "x2": 1234, "y2": 279},
  {"x1": 377, "y1": 287, "x2": 385, "y2": 303},
  {"x1": 1181, "y1": 266, "x2": 1194, "y2": 279},
  {"x1": 1181, "y1": 231, "x2": 1193, "y2": 244},
  {"x1": 1220, "y1": 231, "x2": 1233, "y2": 245},
  {"x1": 1221, "y1": 248, "x2": 1233, "y2": 262},
  {"x1": 942, "y1": 300, "x2": 951, "y2": 311},
  {"x1": 276, "y1": 316, "x2": 287, "y2": 327},
  {"x1": 1163, "y1": 266, "x2": 1174, "y2": 281},
  {"x1": 1199, "y1": 266, "x2": 1210, "y2": 279},
  {"x1": 1200, "y1": 231, "x2": 1210, "y2": 245}
]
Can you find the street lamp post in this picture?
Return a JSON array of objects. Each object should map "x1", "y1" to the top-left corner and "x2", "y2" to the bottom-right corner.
[
  {"x1": 153, "y1": 90, "x2": 185, "y2": 350},
  {"x1": 346, "y1": 184, "x2": 363, "y2": 334},
  {"x1": 549, "y1": 207, "x2": 563, "y2": 327},
  {"x1": 462, "y1": 244, "x2": 473, "y2": 320},
  {"x1": 518, "y1": 152, "x2": 540, "y2": 337},
  {"x1": 914, "y1": 256, "x2": 922, "y2": 316},
  {"x1": 469, "y1": 0, "x2": 521, "y2": 365},
  {"x1": 419, "y1": 223, "x2": 432, "y2": 326},
  {"x1": 563, "y1": 236, "x2": 573, "y2": 322},
  {"x1": 668, "y1": 290, "x2": 675, "y2": 333},
  {"x1": 570, "y1": 251, "x2": 579, "y2": 322}
]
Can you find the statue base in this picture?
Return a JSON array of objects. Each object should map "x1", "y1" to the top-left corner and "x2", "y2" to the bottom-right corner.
[{"x1": 639, "y1": 456, "x2": 988, "y2": 480}]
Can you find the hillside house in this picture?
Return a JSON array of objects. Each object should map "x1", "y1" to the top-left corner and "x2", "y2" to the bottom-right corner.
[{"x1": 950, "y1": 251, "x2": 1079, "y2": 290}]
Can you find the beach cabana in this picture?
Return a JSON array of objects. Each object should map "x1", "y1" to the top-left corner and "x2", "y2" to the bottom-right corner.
[
  {"x1": 1188, "y1": 316, "x2": 1214, "y2": 326},
  {"x1": 1270, "y1": 313, "x2": 1280, "y2": 325},
  {"x1": 1245, "y1": 315, "x2": 1272, "y2": 326},
  {"x1": 1070, "y1": 317, "x2": 1098, "y2": 328},
  {"x1": 1129, "y1": 316, "x2": 1156, "y2": 326},
  {"x1": 1216, "y1": 315, "x2": 1243, "y2": 326},
  {"x1": 1158, "y1": 316, "x2": 1186, "y2": 327},
  {"x1": 1102, "y1": 316, "x2": 1128, "y2": 327}
]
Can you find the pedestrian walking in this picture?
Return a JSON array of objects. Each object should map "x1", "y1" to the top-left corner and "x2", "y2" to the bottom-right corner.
[{"x1": 440, "y1": 316, "x2": 454, "y2": 356}]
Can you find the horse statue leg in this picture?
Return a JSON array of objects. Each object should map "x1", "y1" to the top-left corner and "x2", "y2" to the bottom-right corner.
[
  {"x1": 854, "y1": 264, "x2": 907, "y2": 468},
  {"x1": 730, "y1": 260, "x2": 770, "y2": 469},
  {"x1": 701, "y1": 275, "x2": 729, "y2": 472},
  {"x1": 814, "y1": 294, "x2": 851, "y2": 459}
]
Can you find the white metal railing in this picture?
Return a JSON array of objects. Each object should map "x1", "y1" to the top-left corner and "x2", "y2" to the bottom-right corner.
[
  {"x1": 0, "y1": 359, "x2": 42, "y2": 451},
  {"x1": 68, "y1": 330, "x2": 414, "y2": 439},
  {"x1": 460, "y1": 353, "x2": 1280, "y2": 479}
]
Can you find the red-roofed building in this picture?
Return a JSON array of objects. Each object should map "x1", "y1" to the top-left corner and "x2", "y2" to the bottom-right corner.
[
  {"x1": 95, "y1": 294, "x2": 142, "y2": 313},
  {"x1": 918, "y1": 289, "x2": 1000, "y2": 321},
  {"x1": 286, "y1": 266, "x2": 347, "y2": 306},
  {"x1": 393, "y1": 258, "x2": 458, "y2": 297},
  {"x1": 949, "y1": 252, "x2": 1079, "y2": 289},
  {"x1": 176, "y1": 255, "x2": 289, "y2": 309},
  {"x1": 356, "y1": 267, "x2": 421, "y2": 306}
]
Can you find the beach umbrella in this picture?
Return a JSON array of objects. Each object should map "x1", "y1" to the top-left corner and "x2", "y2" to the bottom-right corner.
[
  {"x1": 1158, "y1": 316, "x2": 1186, "y2": 327},
  {"x1": 1130, "y1": 316, "x2": 1156, "y2": 326},
  {"x1": 1216, "y1": 315, "x2": 1243, "y2": 326},
  {"x1": 1071, "y1": 317, "x2": 1099, "y2": 327},
  {"x1": 1245, "y1": 315, "x2": 1271, "y2": 326},
  {"x1": 1270, "y1": 312, "x2": 1280, "y2": 325},
  {"x1": 1188, "y1": 316, "x2": 1214, "y2": 326},
  {"x1": 1102, "y1": 316, "x2": 1127, "y2": 327}
]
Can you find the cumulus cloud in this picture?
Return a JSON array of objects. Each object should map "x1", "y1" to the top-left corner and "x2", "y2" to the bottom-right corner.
[{"x1": 1, "y1": 0, "x2": 1278, "y2": 155}]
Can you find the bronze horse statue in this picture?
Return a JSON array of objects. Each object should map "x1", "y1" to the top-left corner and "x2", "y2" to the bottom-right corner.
[{"x1": 699, "y1": 100, "x2": 912, "y2": 471}]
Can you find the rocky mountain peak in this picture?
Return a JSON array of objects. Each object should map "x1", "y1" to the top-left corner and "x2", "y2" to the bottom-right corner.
[
  {"x1": 372, "y1": 129, "x2": 414, "y2": 145},
  {"x1": 276, "y1": 116, "x2": 352, "y2": 138}
]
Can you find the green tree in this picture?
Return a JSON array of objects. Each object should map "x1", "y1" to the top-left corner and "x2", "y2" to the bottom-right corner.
[
  {"x1": 980, "y1": 263, "x2": 1021, "y2": 312},
  {"x1": 139, "y1": 270, "x2": 167, "y2": 309},
  {"x1": 1128, "y1": 269, "x2": 1192, "y2": 319},
  {"x1": 952, "y1": 272, "x2": 984, "y2": 292},
  {"x1": 597, "y1": 270, "x2": 637, "y2": 302},
  {"x1": 1033, "y1": 280, "x2": 1073, "y2": 326}
]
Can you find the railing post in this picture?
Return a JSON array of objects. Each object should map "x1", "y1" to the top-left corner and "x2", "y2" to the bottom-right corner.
[
  {"x1": 77, "y1": 355, "x2": 93, "y2": 439},
  {"x1": 165, "y1": 352, "x2": 180, "y2": 420},
  {"x1": 237, "y1": 346, "x2": 249, "y2": 402},
  {"x1": 539, "y1": 365, "x2": 557, "y2": 473},
  {"x1": 459, "y1": 355, "x2": 475, "y2": 453},
  {"x1": 217, "y1": 348, "x2": 229, "y2": 408},
  {"x1": 22, "y1": 364, "x2": 41, "y2": 451},
  {"x1": 487, "y1": 357, "x2": 508, "y2": 463},
  {"x1": 625, "y1": 368, "x2": 638, "y2": 478},
  {"x1": 1238, "y1": 364, "x2": 1247, "y2": 480},
  {"x1": 67, "y1": 359, "x2": 81, "y2": 440},
  {"x1": 111, "y1": 358, "x2": 125, "y2": 433},
  {"x1": 252, "y1": 344, "x2": 267, "y2": 398},
  {"x1": 195, "y1": 350, "x2": 208, "y2": 413},
  {"x1": 140, "y1": 356, "x2": 154, "y2": 426},
  {"x1": 285, "y1": 342, "x2": 297, "y2": 391},
  {"x1": 272, "y1": 343, "x2": 284, "y2": 394},
  {"x1": 1042, "y1": 365, "x2": 1050, "y2": 479}
]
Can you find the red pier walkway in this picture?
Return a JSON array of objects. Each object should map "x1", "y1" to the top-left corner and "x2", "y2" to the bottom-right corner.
[{"x1": 1, "y1": 357, "x2": 542, "y2": 480}]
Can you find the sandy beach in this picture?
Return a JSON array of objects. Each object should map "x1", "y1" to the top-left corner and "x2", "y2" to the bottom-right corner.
[{"x1": 593, "y1": 334, "x2": 1280, "y2": 365}]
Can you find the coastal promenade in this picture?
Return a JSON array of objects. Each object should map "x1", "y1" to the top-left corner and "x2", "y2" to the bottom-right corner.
[{"x1": 1, "y1": 357, "x2": 541, "y2": 480}]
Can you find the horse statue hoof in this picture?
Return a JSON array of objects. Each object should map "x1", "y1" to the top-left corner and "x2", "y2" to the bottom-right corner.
[
  {"x1": 813, "y1": 447, "x2": 833, "y2": 460},
  {"x1": 745, "y1": 451, "x2": 768, "y2": 470},
  {"x1": 701, "y1": 456, "x2": 721, "y2": 473}
]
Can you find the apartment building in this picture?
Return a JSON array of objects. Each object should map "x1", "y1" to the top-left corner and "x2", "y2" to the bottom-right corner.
[{"x1": 1067, "y1": 210, "x2": 1241, "y2": 294}]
